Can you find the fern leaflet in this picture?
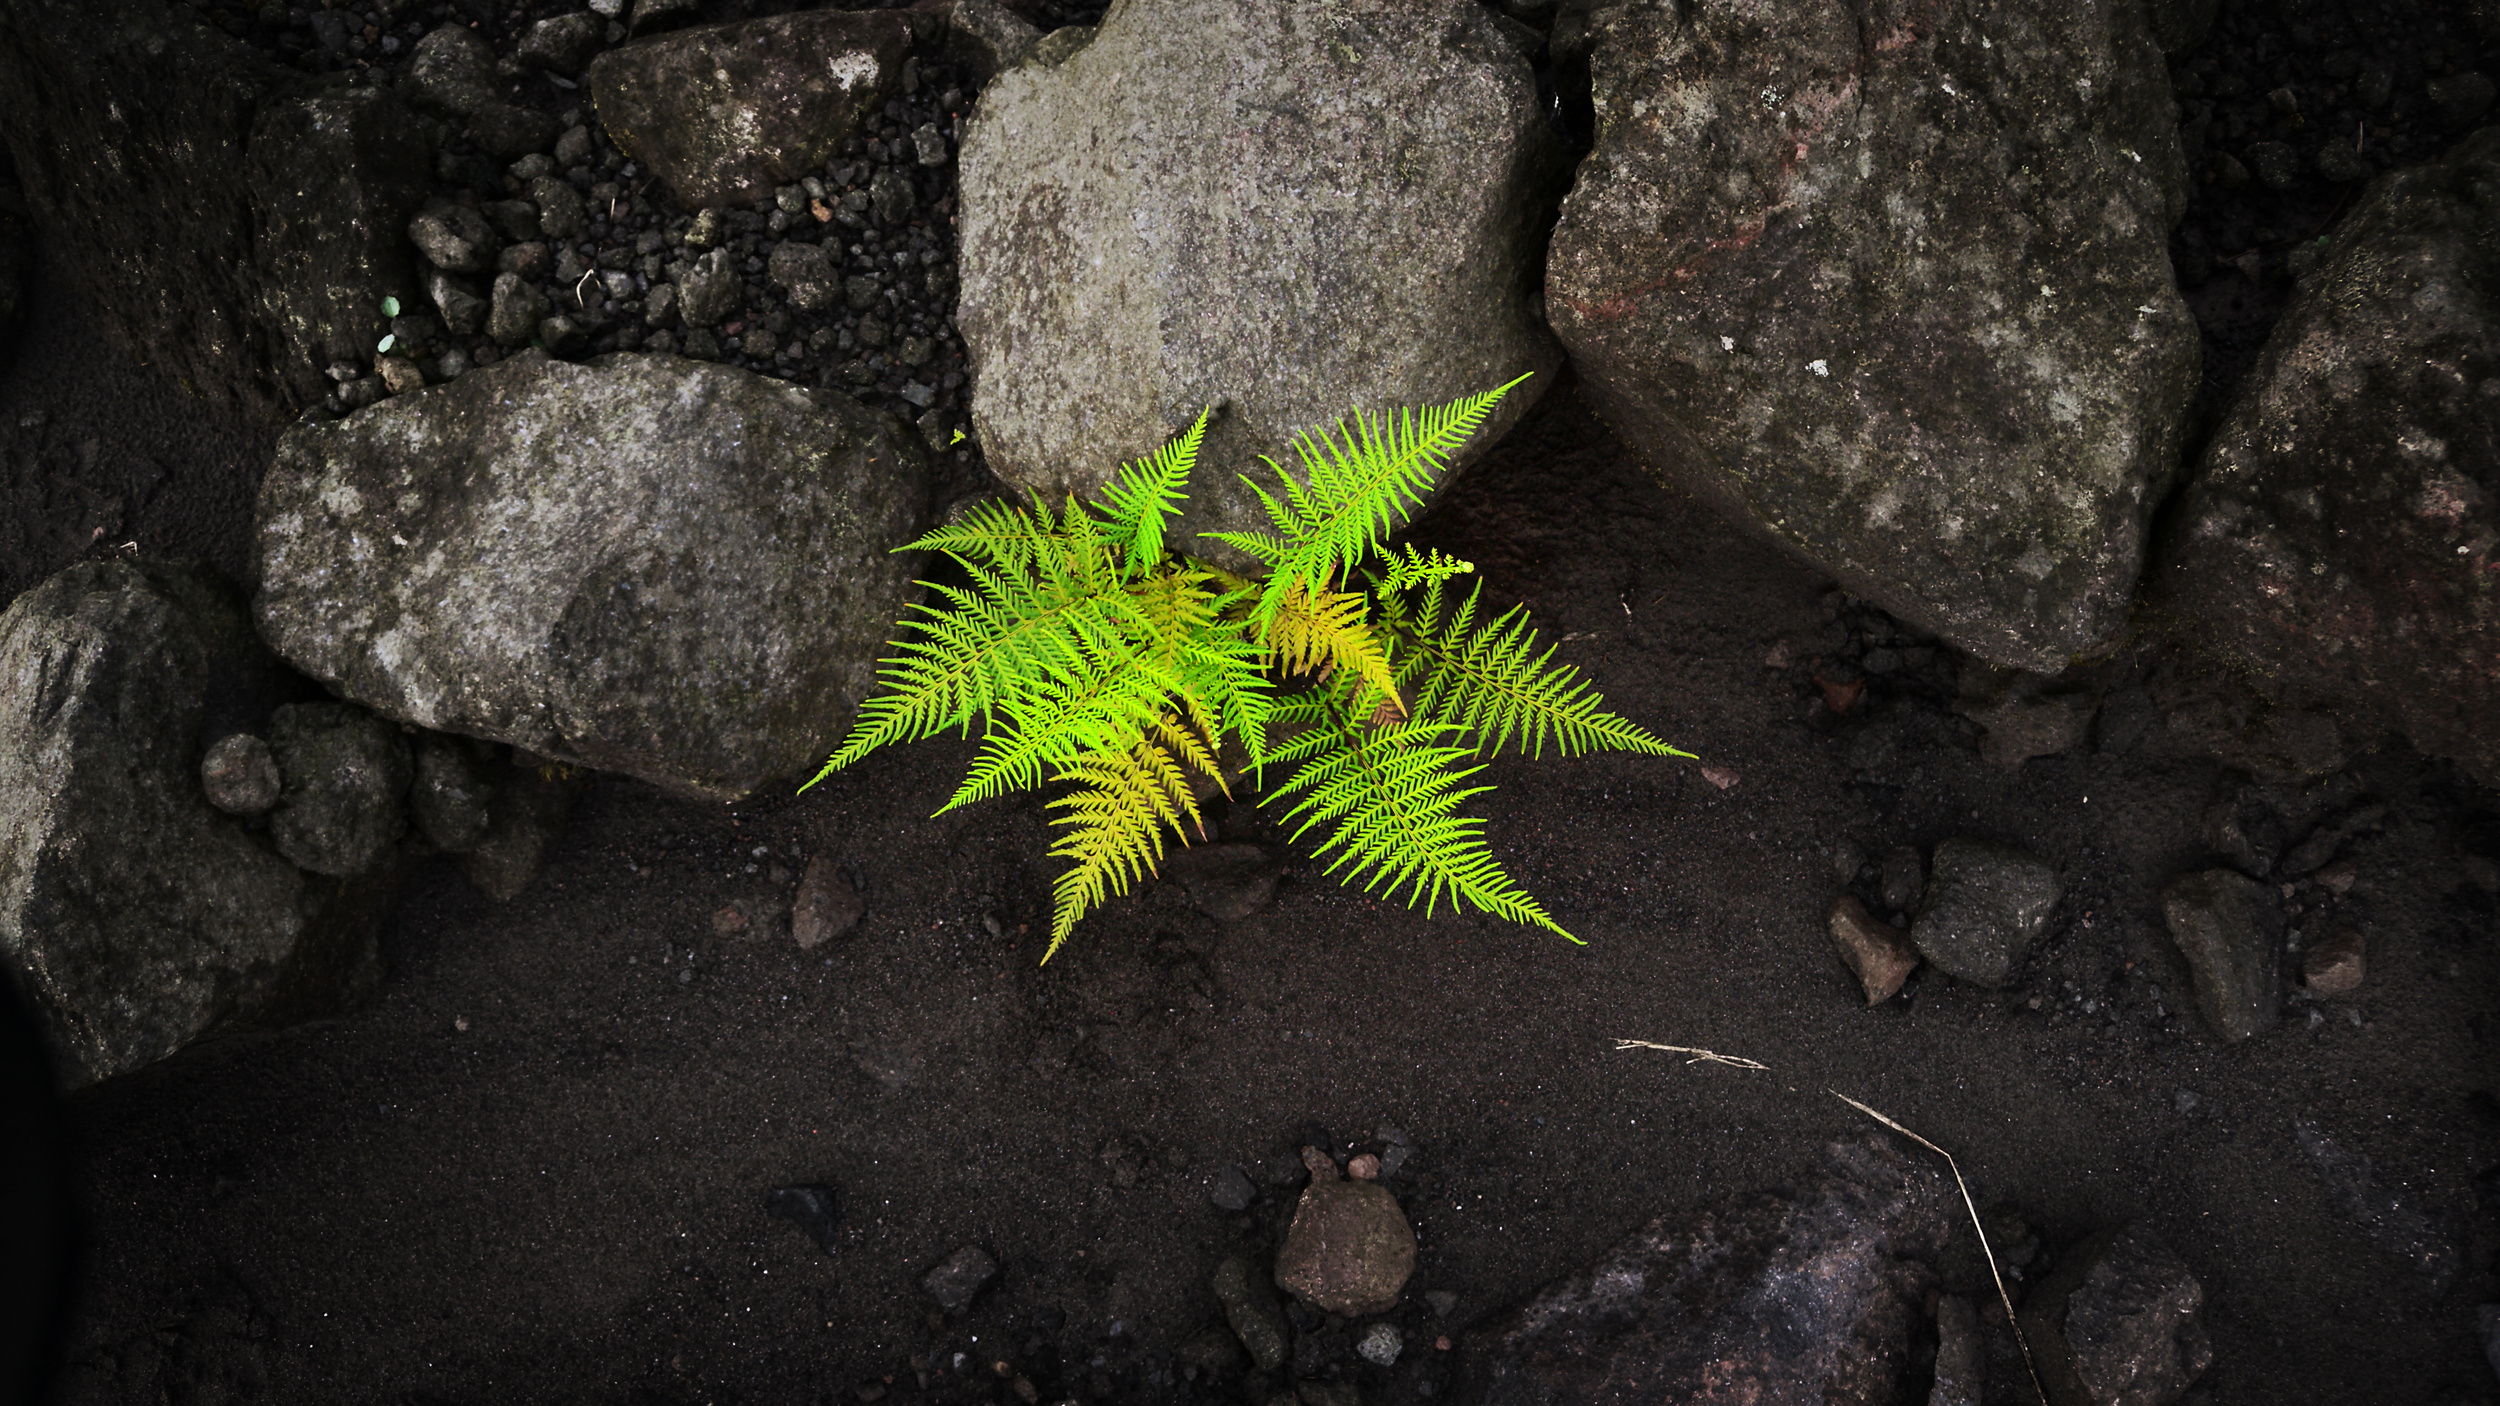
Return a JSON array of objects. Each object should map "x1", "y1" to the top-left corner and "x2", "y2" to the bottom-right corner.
[
  {"x1": 1261, "y1": 673, "x2": 1572, "y2": 939},
  {"x1": 1378, "y1": 576, "x2": 1696, "y2": 762},
  {"x1": 1232, "y1": 370, "x2": 1534, "y2": 635}
]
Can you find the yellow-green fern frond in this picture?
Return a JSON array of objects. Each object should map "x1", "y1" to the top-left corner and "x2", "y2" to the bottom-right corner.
[
  {"x1": 940, "y1": 648, "x2": 1191, "y2": 814},
  {"x1": 1234, "y1": 371, "x2": 1533, "y2": 635},
  {"x1": 1196, "y1": 527, "x2": 1291, "y2": 574},
  {"x1": 801, "y1": 562, "x2": 1132, "y2": 791},
  {"x1": 1263, "y1": 582, "x2": 1400, "y2": 712},
  {"x1": 1261, "y1": 677, "x2": 1572, "y2": 940},
  {"x1": 1128, "y1": 569, "x2": 1272, "y2": 762},
  {"x1": 1043, "y1": 739, "x2": 1202, "y2": 961},
  {"x1": 1377, "y1": 579, "x2": 1695, "y2": 762}
]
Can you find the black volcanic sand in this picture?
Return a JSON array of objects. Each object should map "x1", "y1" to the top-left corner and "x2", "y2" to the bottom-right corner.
[
  {"x1": 15, "y1": 334, "x2": 2500, "y2": 1403},
  {"x1": 7, "y1": 4, "x2": 2500, "y2": 1405}
]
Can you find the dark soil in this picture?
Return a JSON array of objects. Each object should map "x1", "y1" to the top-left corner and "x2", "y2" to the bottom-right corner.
[{"x1": 5, "y1": 2, "x2": 2499, "y2": 1404}]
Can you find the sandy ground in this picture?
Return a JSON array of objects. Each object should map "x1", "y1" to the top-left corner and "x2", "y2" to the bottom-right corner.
[{"x1": 9, "y1": 262, "x2": 2497, "y2": 1399}]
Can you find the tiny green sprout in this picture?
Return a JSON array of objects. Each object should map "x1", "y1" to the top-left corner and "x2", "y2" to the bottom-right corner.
[
  {"x1": 377, "y1": 295, "x2": 401, "y2": 356},
  {"x1": 948, "y1": 428, "x2": 965, "y2": 447}
]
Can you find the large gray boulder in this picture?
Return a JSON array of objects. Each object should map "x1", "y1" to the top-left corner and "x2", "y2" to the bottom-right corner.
[
  {"x1": 583, "y1": 8, "x2": 923, "y2": 212},
  {"x1": 1546, "y1": 0, "x2": 2198, "y2": 672},
  {"x1": 252, "y1": 349, "x2": 934, "y2": 804},
  {"x1": 951, "y1": 0, "x2": 1570, "y2": 568},
  {"x1": 0, "y1": 560, "x2": 391, "y2": 1091},
  {"x1": 2151, "y1": 127, "x2": 2500, "y2": 789}
]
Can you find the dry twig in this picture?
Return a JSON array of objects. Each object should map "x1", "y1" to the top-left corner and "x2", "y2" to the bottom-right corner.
[
  {"x1": 1611, "y1": 1039, "x2": 1768, "y2": 1070},
  {"x1": 1830, "y1": 1091, "x2": 2047, "y2": 1406}
]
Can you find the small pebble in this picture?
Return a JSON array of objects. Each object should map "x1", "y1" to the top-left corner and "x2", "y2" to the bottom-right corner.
[
  {"x1": 1348, "y1": 1153, "x2": 1380, "y2": 1180},
  {"x1": 1356, "y1": 1322, "x2": 1403, "y2": 1367},
  {"x1": 1208, "y1": 1163, "x2": 1255, "y2": 1212}
]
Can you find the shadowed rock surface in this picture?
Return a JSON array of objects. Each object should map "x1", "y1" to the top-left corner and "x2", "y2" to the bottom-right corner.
[{"x1": 1456, "y1": 1136, "x2": 1954, "y2": 1406}]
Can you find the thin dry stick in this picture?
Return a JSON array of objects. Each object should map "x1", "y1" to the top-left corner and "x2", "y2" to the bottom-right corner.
[
  {"x1": 1830, "y1": 1091, "x2": 2047, "y2": 1406},
  {"x1": 1611, "y1": 1039, "x2": 1769, "y2": 1070}
]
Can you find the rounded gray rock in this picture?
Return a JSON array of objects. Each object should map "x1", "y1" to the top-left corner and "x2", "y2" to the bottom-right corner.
[
  {"x1": 920, "y1": 1243, "x2": 997, "y2": 1314},
  {"x1": 411, "y1": 733, "x2": 496, "y2": 853},
  {"x1": 266, "y1": 702, "x2": 413, "y2": 876},
  {"x1": 200, "y1": 732, "x2": 281, "y2": 815},
  {"x1": 1910, "y1": 838, "x2": 2062, "y2": 988}
]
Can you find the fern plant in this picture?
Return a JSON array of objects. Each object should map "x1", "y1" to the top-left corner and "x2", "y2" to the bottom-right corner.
[{"x1": 800, "y1": 371, "x2": 1696, "y2": 961}]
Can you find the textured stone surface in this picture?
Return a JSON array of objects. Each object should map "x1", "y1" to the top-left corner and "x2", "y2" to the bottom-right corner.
[
  {"x1": 584, "y1": 9, "x2": 921, "y2": 212},
  {"x1": 409, "y1": 732, "x2": 497, "y2": 854},
  {"x1": 264, "y1": 701, "x2": 411, "y2": 877},
  {"x1": 1458, "y1": 1135, "x2": 1952, "y2": 1405},
  {"x1": 2159, "y1": 868, "x2": 2282, "y2": 1041},
  {"x1": 2301, "y1": 925, "x2": 2366, "y2": 996},
  {"x1": 0, "y1": 560, "x2": 382, "y2": 1090},
  {"x1": 0, "y1": 0, "x2": 290, "y2": 422},
  {"x1": 791, "y1": 854, "x2": 864, "y2": 950},
  {"x1": 1275, "y1": 1153, "x2": 1417, "y2": 1317},
  {"x1": 1211, "y1": 1253, "x2": 1288, "y2": 1373},
  {"x1": 200, "y1": 732, "x2": 282, "y2": 816},
  {"x1": 1827, "y1": 894, "x2": 1918, "y2": 1004},
  {"x1": 253, "y1": 349, "x2": 932, "y2": 804},
  {"x1": 455, "y1": 751, "x2": 588, "y2": 903},
  {"x1": 1911, "y1": 838, "x2": 2062, "y2": 988},
  {"x1": 952, "y1": 0, "x2": 1569, "y2": 570},
  {"x1": 1547, "y1": 0, "x2": 2197, "y2": 672},
  {"x1": 2018, "y1": 1223, "x2": 2212, "y2": 1406},
  {"x1": 244, "y1": 85, "x2": 438, "y2": 414},
  {"x1": 920, "y1": 1243, "x2": 998, "y2": 1314},
  {"x1": 2152, "y1": 127, "x2": 2500, "y2": 788}
]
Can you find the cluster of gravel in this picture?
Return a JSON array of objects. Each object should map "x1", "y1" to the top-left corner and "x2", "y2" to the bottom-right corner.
[{"x1": 178, "y1": 0, "x2": 1116, "y2": 508}]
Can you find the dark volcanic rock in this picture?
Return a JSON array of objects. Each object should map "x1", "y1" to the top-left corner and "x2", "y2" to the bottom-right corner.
[
  {"x1": 1547, "y1": 0, "x2": 2196, "y2": 672},
  {"x1": 2159, "y1": 868, "x2": 2283, "y2": 1042},
  {"x1": 2018, "y1": 1222, "x2": 2212, "y2": 1406},
  {"x1": 1911, "y1": 838, "x2": 2063, "y2": 988},
  {"x1": 584, "y1": 10, "x2": 922, "y2": 212},
  {"x1": 1274, "y1": 1150, "x2": 1417, "y2": 1317},
  {"x1": 1456, "y1": 1135, "x2": 1953, "y2": 1406},
  {"x1": 2154, "y1": 126, "x2": 2500, "y2": 788}
]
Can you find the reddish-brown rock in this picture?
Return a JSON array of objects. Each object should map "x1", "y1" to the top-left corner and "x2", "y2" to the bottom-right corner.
[
  {"x1": 1275, "y1": 1147, "x2": 1415, "y2": 1316},
  {"x1": 1828, "y1": 894, "x2": 1919, "y2": 1004}
]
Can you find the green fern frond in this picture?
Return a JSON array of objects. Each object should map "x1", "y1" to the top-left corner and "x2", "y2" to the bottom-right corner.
[
  {"x1": 1095, "y1": 405, "x2": 1215, "y2": 578},
  {"x1": 1261, "y1": 675, "x2": 1573, "y2": 940},
  {"x1": 800, "y1": 550, "x2": 1138, "y2": 791},
  {"x1": 904, "y1": 494, "x2": 1063, "y2": 577},
  {"x1": 940, "y1": 648, "x2": 1190, "y2": 814},
  {"x1": 802, "y1": 369, "x2": 1683, "y2": 963},
  {"x1": 1234, "y1": 371, "x2": 1533, "y2": 634},
  {"x1": 1043, "y1": 738, "x2": 1202, "y2": 961},
  {"x1": 1370, "y1": 543, "x2": 1476, "y2": 594},
  {"x1": 1376, "y1": 579, "x2": 1696, "y2": 762},
  {"x1": 1197, "y1": 528, "x2": 1291, "y2": 572},
  {"x1": 1131, "y1": 570, "x2": 1273, "y2": 761}
]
